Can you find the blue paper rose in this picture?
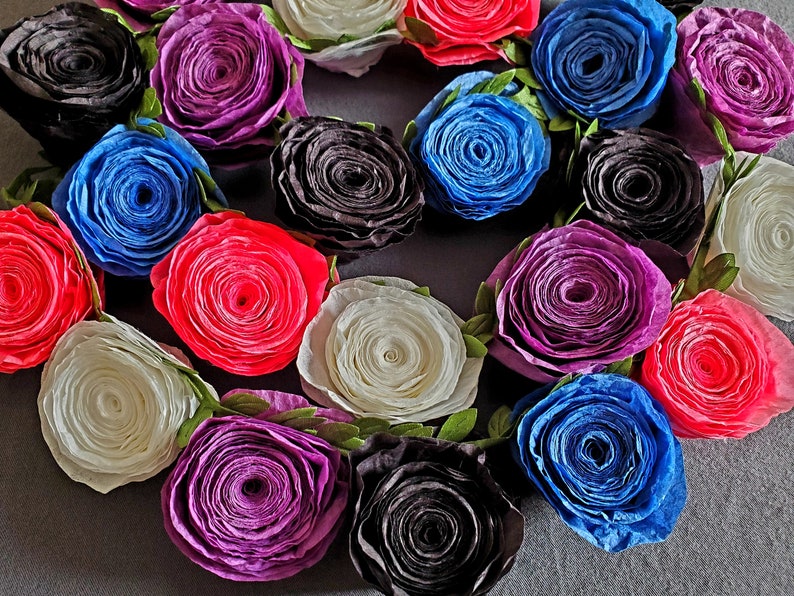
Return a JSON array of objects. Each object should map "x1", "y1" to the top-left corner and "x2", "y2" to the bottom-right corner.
[
  {"x1": 512, "y1": 374, "x2": 687, "y2": 552},
  {"x1": 409, "y1": 71, "x2": 550, "y2": 220},
  {"x1": 52, "y1": 121, "x2": 226, "y2": 277},
  {"x1": 531, "y1": 0, "x2": 677, "y2": 128}
]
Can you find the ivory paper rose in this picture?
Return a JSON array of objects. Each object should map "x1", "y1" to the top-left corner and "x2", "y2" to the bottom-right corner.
[
  {"x1": 298, "y1": 277, "x2": 484, "y2": 423},
  {"x1": 707, "y1": 154, "x2": 794, "y2": 321},
  {"x1": 271, "y1": 0, "x2": 407, "y2": 77},
  {"x1": 639, "y1": 290, "x2": 794, "y2": 439},
  {"x1": 38, "y1": 315, "x2": 204, "y2": 493}
]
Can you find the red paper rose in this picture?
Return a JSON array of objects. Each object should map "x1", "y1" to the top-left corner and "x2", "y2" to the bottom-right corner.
[
  {"x1": 400, "y1": 0, "x2": 540, "y2": 66},
  {"x1": 150, "y1": 212, "x2": 329, "y2": 375},
  {"x1": 639, "y1": 289, "x2": 794, "y2": 439},
  {"x1": 0, "y1": 204, "x2": 99, "y2": 373}
]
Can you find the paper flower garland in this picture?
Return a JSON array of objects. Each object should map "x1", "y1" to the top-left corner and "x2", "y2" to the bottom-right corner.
[
  {"x1": 512, "y1": 374, "x2": 687, "y2": 552},
  {"x1": 151, "y1": 212, "x2": 330, "y2": 376},
  {"x1": 162, "y1": 415, "x2": 349, "y2": 581},
  {"x1": 298, "y1": 277, "x2": 484, "y2": 423},
  {"x1": 271, "y1": 116, "x2": 423, "y2": 257},
  {"x1": 639, "y1": 290, "x2": 794, "y2": 439},
  {"x1": 0, "y1": 2, "x2": 146, "y2": 165},
  {"x1": 0, "y1": 204, "x2": 99, "y2": 373},
  {"x1": 663, "y1": 7, "x2": 794, "y2": 166},
  {"x1": 531, "y1": 0, "x2": 677, "y2": 128},
  {"x1": 350, "y1": 434, "x2": 524, "y2": 595},
  {"x1": 486, "y1": 220, "x2": 672, "y2": 382},
  {"x1": 51, "y1": 121, "x2": 226, "y2": 277},
  {"x1": 38, "y1": 315, "x2": 204, "y2": 493},
  {"x1": 151, "y1": 3, "x2": 308, "y2": 165},
  {"x1": 270, "y1": 0, "x2": 407, "y2": 77}
]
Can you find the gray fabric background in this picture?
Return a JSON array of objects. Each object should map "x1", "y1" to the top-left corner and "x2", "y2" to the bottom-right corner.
[{"x1": 1, "y1": 1, "x2": 792, "y2": 594}]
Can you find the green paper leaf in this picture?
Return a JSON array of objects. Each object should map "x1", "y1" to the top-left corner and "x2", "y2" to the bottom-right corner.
[
  {"x1": 474, "y1": 282, "x2": 496, "y2": 317},
  {"x1": 402, "y1": 119, "x2": 418, "y2": 148},
  {"x1": 549, "y1": 114, "x2": 576, "y2": 132},
  {"x1": 282, "y1": 416, "x2": 328, "y2": 431},
  {"x1": 412, "y1": 286, "x2": 431, "y2": 297},
  {"x1": 501, "y1": 40, "x2": 528, "y2": 66},
  {"x1": 374, "y1": 19, "x2": 397, "y2": 34},
  {"x1": 514, "y1": 235, "x2": 534, "y2": 262},
  {"x1": 551, "y1": 373, "x2": 575, "y2": 393},
  {"x1": 514, "y1": 67, "x2": 542, "y2": 90},
  {"x1": 487, "y1": 405, "x2": 513, "y2": 438},
  {"x1": 605, "y1": 356, "x2": 633, "y2": 377},
  {"x1": 402, "y1": 17, "x2": 439, "y2": 45},
  {"x1": 134, "y1": 122, "x2": 166, "y2": 138},
  {"x1": 136, "y1": 87, "x2": 162, "y2": 120},
  {"x1": 461, "y1": 312, "x2": 494, "y2": 340},
  {"x1": 101, "y1": 8, "x2": 135, "y2": 33},
  {"x1": 583, "y1": 118, "x2": 599, "y2": 138},
  {"x1": 356, "y1": 121, "x2": 376, "y2": 131},
  {"x1": 508, "y1": 86, "x2": 548, "y2": 121},
  {"x1": 471, "y1": 69, "x2": 516, "y2": 97},
  {"x1": 1, "y1": 166, "x2": 61, "y2": 208},
  {"x1": 339, "y1": 437, "x2": 367, "y2": 450},
  {"x1": 401, "y1": 426, "x2": 435, "y2": 438},
  {"x1": 317, "y1": 422, "x2": 361, "y2": 444},
  {"x1": 267, "y1": 407, "x2": 318, "y2": 423},
  {"x1": 262, "y1": 5, "x2": 291, "y2": 36},
  {"x1": 353, "y1": 417, "x2": 391, "y2": 437},
  {"x1": 136, "y1": 34, "x2": 158, "y2": 71},
  {"x1": 434, "y1": 85, "x2": 461, "y2": 118},
  {"x1": 462, "y1": 334, "x2": 488, "y2": 358},
  {"x1": 437, "y1": 408, "x2": 477, "y2": 442},
  {"x1": 388, "y1": 422, "x2": 424, "y2": 436},
  {"x1": 177, "y1": 405, "x2": 213, "y2": 448},
  {"x1": 151, "y1": 6, "x2": 179, "y2": 22},
  {"x1": 708, "y1": 113, "x2": 735, "y2": 160},
  {"x1": 690, "y1": 78, "x2": 708, "y2": 110},
  {"x1": 222, "y1": 392, "x2": 270, "y2": 416},
  {"x1": 701, "y1": 253, "x2": 740, "y2": 292}
]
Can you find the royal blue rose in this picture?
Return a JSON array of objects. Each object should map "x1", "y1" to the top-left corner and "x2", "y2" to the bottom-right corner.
[
  {"x1": 52, "y1": 121, "x2": 226, "y2": 277},
  {"x1": 531, "y1": 0, "x2": 677, "y2": 128},
  {"x1": 512, "y1": 374, "x2": 687, "y2": 552},
  {"x1": 409, "y1": 71, "x2": 550, "y2": 221}
]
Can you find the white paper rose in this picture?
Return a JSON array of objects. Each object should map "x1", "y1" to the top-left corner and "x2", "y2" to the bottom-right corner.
[
  {"x1": 298, "y1": 277, "x2": 483, "y2": 423},
  {"x1": 272, "y1": 0, "x2": 407, "y2": 77},
  {"x1": 708, "y1": 153, "x2": 794, "y2": 321},
  {"x1": 38, "y1": 315, "x2": 206, "y2": 493}
]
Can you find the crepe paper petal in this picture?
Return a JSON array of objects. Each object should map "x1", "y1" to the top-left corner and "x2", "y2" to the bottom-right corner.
[
  {"x1": 658, "y1": 1, "x2": 703, "y2": 18},
  {"x1": 398, "y1": 0, "x2": 540, "y2": 66},
  {"x1": 298, "y1": 277, "x2": 484, "y2": 423},
  {"x1": 0, "y1": 205, "x2": 100, "y2": 373},
  {"x1": 350, "y1": 434, "x2": 524, "y2": 595},
  {"x1": 408, "y1": 71, "x2": 550, "y2": 220},
  {"x1": 151, "y1": 3, "x2": 308, "y2": 166},
  {"x1": 531, "y1": 0, "x2": 676, "y2": 129},
  {"x1": 151, "y1": 212, "x2": 329, "y2": 376},
  {"x1": 271, "y1": 117, "x2": 423, "y2": 258},
  {"x1": 574, "y1": 128, "x2": 705, "y2": 254},
  {"x1": 705, "y1": 154, "x2": 794, "y2": 321},
  {"x1": 0, "y1": 3, "x2": 146, "y2": 166},
  {"x1": 51, "y1": 121, "x2": 226, "y2": 278},
  {"x1": 661, "y1": 8, "x2": 794, "y2": 166},
  {"x1": 486, "y1": 220, "x2": 672, "y2": 382},
  {"x1": 162, "y1": 416, "x2": 348, "y2": 581},
  {"x1": 37, "y1": 315, "x2": 203, "y2": 493},
  {"x1": 221, "y1": 388, "x2": 355, "y2": 424},
  {"x1": 639, "y1": 289, "x2": 794, "y2": 439},
  {"x1": 272, "y1": 0, "x2": 407, "y2": 77},
  {"x1": 512, "y1": 374, "x2": 687, "y2": 552}
]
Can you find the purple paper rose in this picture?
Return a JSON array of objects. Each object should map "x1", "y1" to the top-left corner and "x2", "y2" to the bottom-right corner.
[
  {"x1": 151, "y1": 3, "x2": 308, "y2": 165},
  {"x1": 485, "y1": 220, "x2": 672, "y2": 382},
  {"x1": 662, "y1": 7, "x2": 794, "y2": 165},
  {"x1": 161, "y1": 416, "x2": 348, "y2": 581}
]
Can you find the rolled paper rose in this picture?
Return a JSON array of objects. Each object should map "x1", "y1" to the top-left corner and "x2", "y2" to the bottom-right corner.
[
  {"x1": 271, "y1": 116, "x2": 423, "y2": 257},
  {"x1": 512, "y1": 374, "x2": 687, "y2": 552},
  {"x1": 486, "y1": 220, "x2": 672, "y2": 382},
  {"x1": 575, "y1": 128, "x2": 705, "y2": 254},
  {"x1": 707, "y1": 153, "x2": 794, "y2": 321},
  {"x1": 51, "y1": 121, "x2": 227, "y2": 277},
  {"x1": 298, "y1": 277, "x2": 484, "y2": 423},
  {"x1": 151, "y1": 3, "x2": 308, "y2": 165},
  {"x1": 659, "y1": 1, "x2": 703, "y2": 18},
  {"x1": 531, "y1": 0, "x2": 677, "y2": 128},
  {"x1": 162, "y1": 415, "x2": 348, "y2": 581},
  {"x1": 38, "y1": 315, "x2": 204, "y2": 493},
  {"x1": 94, "y1": 1, "x2": 223, "y2": 32},
  {"x1": 221, "y1": 388, "x2": 354, "y2": 424},
  {"x1": 350, "y1": 434, "x2": 524, "y2": 595},
  {"x1": 0, "y1": 205, "x2": 99, "y2": 373},
  {"x1": 151, "y1": 212, "x2": 330, "y2": 376},
  {"x1": 408, "y1": 71, "x2": 550, "y2": 220},
  {"x1": 399, "y1": 0, "x2": 540, "y2": 66},
  {"x1": 663, "y1": 8, "x2": 794, "y2": 166},
  {"x1": 272, "y1": 0, "x2": 407, "y2": 77},
  {"x1": 0, "y1": 3, "x2": 146, "y2": 165},
  {"x1": 639, "y1": 290, "x2": 794, "y2": 439}
]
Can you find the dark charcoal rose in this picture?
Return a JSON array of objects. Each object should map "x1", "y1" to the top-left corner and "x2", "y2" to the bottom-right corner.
[
  {"x1": 272, "y1": 117, "x2": 424, "y2": 257},
  {"x1": 350, "y1": 434, "x2": 524, "y2": 596},
  {"x1": 659, "y1": 1, "x2": 703, "y2": 18},
  {"x1": 575, "y1": 128, "x2": 705, "y2": 254},
  {"x1": 0, "y1": 3, "x2": 146, "y2": 165}
]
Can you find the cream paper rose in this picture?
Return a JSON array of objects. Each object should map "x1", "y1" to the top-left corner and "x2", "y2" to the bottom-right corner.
[
  {"x1": 272, "y1": 0, "x2": 407, "y2": 77},
  {"x1": 298, "y1": 277, "x2": 483, "y2": 423},
  {"x1": 38, "y1": 316, "x2": 206, "y2": 493},
  {"x1": 708, "y1": 153, "x2": 794, "y2": 321}
]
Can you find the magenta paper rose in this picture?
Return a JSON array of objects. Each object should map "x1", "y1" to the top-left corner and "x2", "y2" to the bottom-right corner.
[
  {"x1": 485, "y1": 220, "x2": 672, "y2": 382},
  {"x1": 151, "y1": 3, "x2": 308, "y2": 165},
  {"x1": 662, "y1": 7, "x2": 794, "y2": 165},
  {"x1": 162, "y1": 415, "x2": 348, "y2": 581}
]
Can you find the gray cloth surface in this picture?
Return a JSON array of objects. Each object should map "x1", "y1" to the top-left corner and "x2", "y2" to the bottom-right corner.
[{"x1": 0, "y1": 1, "x2": 792, "y2": 595}]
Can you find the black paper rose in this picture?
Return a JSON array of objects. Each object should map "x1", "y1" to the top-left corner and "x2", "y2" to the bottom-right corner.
[
  {"x1": 659, "y1": 1, "x2": 703, "y2": 18},
  {"x1": 349, "y1": 434, "x2": 524, "y2": 596},
  {"x1": 0, "y1": 3, "x2": 146, "y2": 165},
  {"x1": 574, "y1": 128, "x2": 705, "y2": 254},
  {"x1": 271, "y1": 117, "x2": 424, "y2": 257}
]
